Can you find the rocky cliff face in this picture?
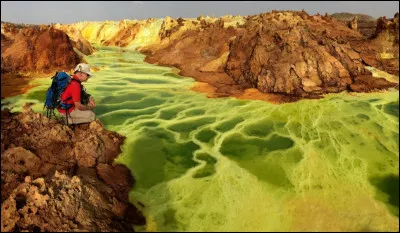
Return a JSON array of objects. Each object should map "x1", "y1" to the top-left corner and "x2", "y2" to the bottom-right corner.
[
  {"x1": 57, "y1": 19, "x2": 163, "y2": 48},
  {"x1": 350, "y1": 13, "x2": 399, "y2": 76},
  {"x1": 139, "y1": 11, "x2": 398, "y2": 98},
  {"x1": 1, "y1": 104, "x2": 145, "y2": 232},
  {"x1": 226, "y1": 11, "x2": 367, "y2": 97},
  {"x1": 55, "y1": 16, "x2": 242, "y2": 49},
  {"x1": 1, "y1": 23, "x2": 81, "y2": 74},
  {"x1": 53, "y1": 23, "x2": 95, "y2": 56},
  {"x1": 140, "y1": 17, "x2": 246, "y2": 97}
]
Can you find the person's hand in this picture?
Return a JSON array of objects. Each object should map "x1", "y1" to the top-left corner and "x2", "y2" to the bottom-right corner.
[{"x1": 89, "y1": 97, "x2": 95, "y2": 108}]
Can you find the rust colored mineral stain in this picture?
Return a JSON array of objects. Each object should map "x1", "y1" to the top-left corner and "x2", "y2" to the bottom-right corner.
[{"x1": 1, "y1": 73, "x2": 39, "y2": 98}]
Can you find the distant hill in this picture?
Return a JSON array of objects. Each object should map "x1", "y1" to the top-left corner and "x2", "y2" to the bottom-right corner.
[
  {"x1": 1, "y1": 21, "x2": 40, "y2": 29},
  {"x1": 330, "y1": 12, "x2": 376, "y2": 21},
  {"x1": 331, "y1": 12, "x2": 377, "y2": 38}
]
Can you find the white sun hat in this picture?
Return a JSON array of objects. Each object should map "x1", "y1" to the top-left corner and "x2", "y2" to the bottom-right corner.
[{"x1": 74, "y1": 63, "x2": 93, "y2": 76}]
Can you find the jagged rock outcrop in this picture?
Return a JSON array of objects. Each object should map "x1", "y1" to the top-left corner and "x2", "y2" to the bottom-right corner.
[
  {"x1": 144, "y1": 15, "x2": 245, "y2": 54},
  {"x1": 56, "y1": 19, "x2": 162, "y2": 48},
  {"x1": 1, "y1": 171, "x2": 141, "y2": 232},
  {"x1": 140, "y1": 11, "x2": 398, "y2": 98},
  {"x1": 227, "y1": 11, "x2": 398, "y2": 97},
  {"x1": 1, "y1": 23, "x2": 81, "y2": 74},
  {"x1": 53, "y1": 23, "x2": 95, "y2": 56},
  {"x1": 331, "y1": 13, "x2": 377, "y2": 38},
  {"x1": 56, "y1": 15, "x2": 245, "y2": 50},
  {"x1": 140, "y1": 17, "x2": 245, "y2": 97},
  {"x1": 226, "y1": 11, "x2": 368, "y2": 97},
  {"x1": 350, "y1": 13, "x2": 399, "y2": 76},
  {"x1": 1, "y1": 104, "x2": 145, "y2": 232},
  {"x1": 349, "y1": 74, "x2": 398, "y2": 92}
]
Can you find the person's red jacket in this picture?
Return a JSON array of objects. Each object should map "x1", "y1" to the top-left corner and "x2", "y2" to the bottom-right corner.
[{"x1": 58, "y1": 75, "x2": 81, "y2": 114}]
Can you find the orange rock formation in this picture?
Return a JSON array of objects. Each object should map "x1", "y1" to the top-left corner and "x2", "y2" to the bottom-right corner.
[
  {"x1": 1, "y1": 24, "x2": 81, "y2": 74},
  {"x1": 140, "y1": 11, "x2": 398, "y2": 99},
  {"x1": 1, "y1": 23, "x2": 86, "y2": 98}
]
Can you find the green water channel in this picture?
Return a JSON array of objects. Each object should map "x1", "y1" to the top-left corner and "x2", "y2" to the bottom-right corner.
[{"x1": 2, "y1": 46, "x2": 399, "y2": 231}]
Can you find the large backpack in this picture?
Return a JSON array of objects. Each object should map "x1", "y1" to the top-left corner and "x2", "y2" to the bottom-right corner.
[{"x1": 44, "y1": 71, "x2": 74, "y2": 120}]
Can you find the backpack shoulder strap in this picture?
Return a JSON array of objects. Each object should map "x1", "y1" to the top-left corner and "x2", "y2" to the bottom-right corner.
[{"x1": 61, "y1": 78, "x2": 81, "y2": 103}]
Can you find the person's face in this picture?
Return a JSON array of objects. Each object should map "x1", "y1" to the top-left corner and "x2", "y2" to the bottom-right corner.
[{"x1": 78, "y1": 72, "x2": 90, "y2": 82}]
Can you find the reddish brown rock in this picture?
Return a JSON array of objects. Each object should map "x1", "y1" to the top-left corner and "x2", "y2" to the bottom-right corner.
[
  {"x1": 349, "y1": 75, "x2": 398, "y2": 92},
  {"x1": 226, "y1": 11, "x2": 367, "y2": 98},
  {"x1": 1, "y1": 147, "x2": 42, "y2": 176},
  {"x1": 1, "y1": 22, "x2": 84, "y2": 99},
  {"x1": 0, "y1": 73, "x2": 38, "y2": 98},
  {"x1": 1, "y1": 171, "x2": 24, "y2": 205},
  {"x1": 96, "y1": 163, "x2": 134, "y2": 201},
  {"x1": 1, "y1": 104, "x2": 145, "y2": 232},
  {"x1": 350, "y1": 13, "x2": 399, "y2": 76},
  {"x1": 141, "y1": 11, "x2": 398, "y2": 100},
  {"x1": 1, "y1": 23, "x2": 81, "y2": 74},
  {"x1": 1, "y1": 172, "x2": 139, "y2": 232},
  {"x1": 139, "y1": 17, "x2": 245, "y2": 97}
]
